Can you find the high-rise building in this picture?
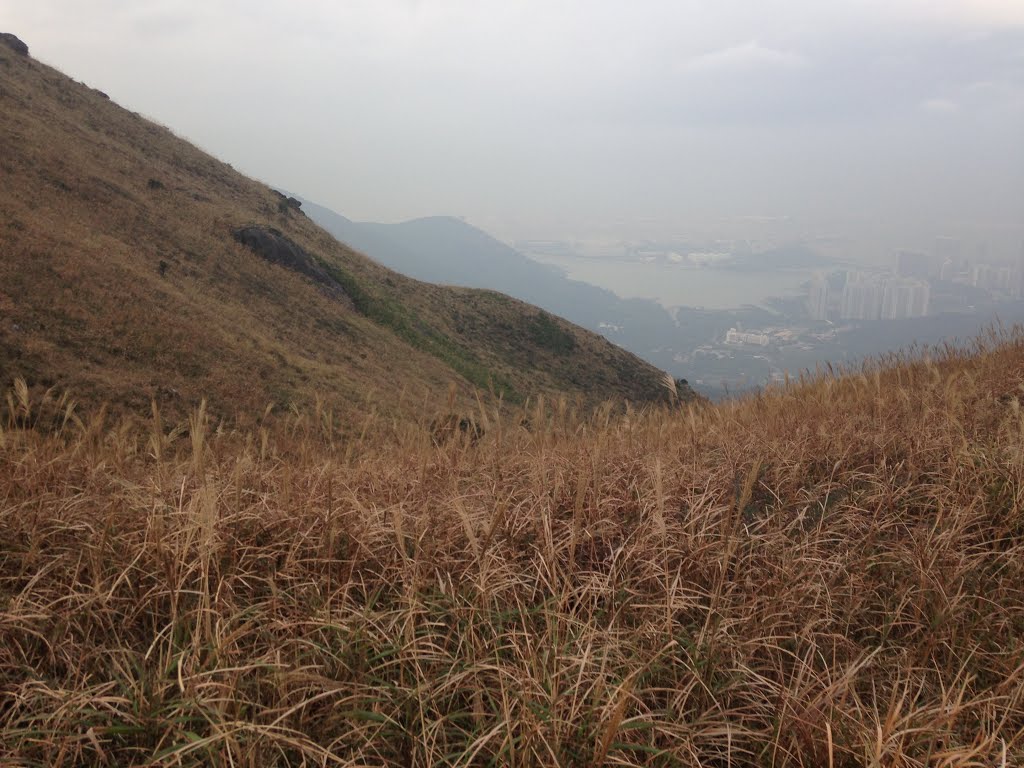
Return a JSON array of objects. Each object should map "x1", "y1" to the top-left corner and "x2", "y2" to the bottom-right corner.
[
  {"x1": 840, "y1": 273, "x2": 930, "y2": 320},
  {"x1": 807, "y1": 273, "x2": 829, "y2": 321},
  {"x1": 973, "y1": 264, "x2": 1022, "y2": 298},
  {"x1": 840, "y1": 272, "x2": 883, "y2": 320},
  {"x1": 881, "y1": 279, "x2": 930, "y2": 319},
  {"x1": 910, "y1": 281, "x2": 931, "y2": 317}
]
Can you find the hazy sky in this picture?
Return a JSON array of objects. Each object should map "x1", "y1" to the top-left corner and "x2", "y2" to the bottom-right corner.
[{"x1": 5, "y1": 1, "x2": 1023, "y2": 250}]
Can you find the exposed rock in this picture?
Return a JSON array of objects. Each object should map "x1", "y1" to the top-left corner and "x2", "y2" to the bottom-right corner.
[
  {"x1": 675, "y1": 378, "x2": 708, "y2": 407},
  {"x1": 272, "y1": 189, "x2": 305, "y2": 216},
  {"x1": 233, "y1": 226, "x2": 351, "y2": 306},
  {"x1": 0, "y1": 34, "x2": 29, "y2": 57}
]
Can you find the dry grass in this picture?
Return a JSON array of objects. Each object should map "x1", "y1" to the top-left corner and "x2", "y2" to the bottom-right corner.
[
  {"x1": 0, "y1": 48, "x2": 669, "y2": 427},
  {"x1": 2, "y1": 329, "x2": 1024, "y2": 766}
]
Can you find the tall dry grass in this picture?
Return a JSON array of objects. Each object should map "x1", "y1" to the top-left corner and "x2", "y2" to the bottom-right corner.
[{"x1": 2, "y1": 330, "x2": 1024, "y2": 766}]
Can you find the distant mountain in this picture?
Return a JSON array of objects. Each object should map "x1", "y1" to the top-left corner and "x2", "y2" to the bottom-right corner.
[
  {"x1": 0, "y1": 35, "x2": 676, "y2": 423},
  {"x1": 297, "y1": 199, "x2": 683, "y2": 368}
]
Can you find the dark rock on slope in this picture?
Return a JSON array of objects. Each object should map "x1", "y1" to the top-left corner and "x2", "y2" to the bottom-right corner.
[
  {"x1": 0, "y1": 34, "x2": 29, "y2": 56},
  {"x1": 234, "y1": 226, "x2": 353, "y2": 306}
]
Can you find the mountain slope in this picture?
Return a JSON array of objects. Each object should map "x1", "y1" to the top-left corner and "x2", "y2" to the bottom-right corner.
[
  {"x1": 0, "y1": 36, "x2": 672, "y2": 423},
  {"x1": 298, "y1": 198, "x2": 683, "y2": 366}
]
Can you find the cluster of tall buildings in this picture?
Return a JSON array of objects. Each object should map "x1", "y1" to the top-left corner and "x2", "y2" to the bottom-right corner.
[
  {"x1": 816, "y1": 273, "x2": 930, "y2": 321},
  {"x1": 807, "y1": 268, "x2": 931, "y2": 322},
  {"x1": 807, "y1": 238, "x2": 1024, "y2": 323},
  {"x1": 939, "y1": 260, "x2": 1023, "y2": 297},
  {"x1": 930, "y1": 238, "x2": 1024, "y2": 298},
  {"x1": 839, "y1": 273, "x2": 930, "y2": 321},
  {"x1": 882, "y1": 278, "x2": 932, "y2": 320}
]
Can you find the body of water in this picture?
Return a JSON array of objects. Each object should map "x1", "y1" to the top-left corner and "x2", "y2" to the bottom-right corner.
[{"x1": 527, "y1": 253, "x2": 814, "y2": 310}]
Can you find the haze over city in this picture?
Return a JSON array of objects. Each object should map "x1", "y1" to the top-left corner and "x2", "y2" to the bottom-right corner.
[{"x1": 7, "y1": 0, "x2": 1023, "y2": 253}]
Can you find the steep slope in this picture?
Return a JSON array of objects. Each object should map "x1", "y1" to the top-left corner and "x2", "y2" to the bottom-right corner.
[
  {"x1": 298, "y1": 198, "x2": 682, "y2": 366},
  {"x1": 0, "y1": 36, "x2": 671, "y2": 423}
]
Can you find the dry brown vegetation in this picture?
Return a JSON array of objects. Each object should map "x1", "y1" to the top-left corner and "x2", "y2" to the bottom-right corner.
[
  {"x1": 3, "y1": 329, "x2": 1024, "y2": 766},
  {"x1": 0, "y1": 44, "x2": 669, "y2": 426}
]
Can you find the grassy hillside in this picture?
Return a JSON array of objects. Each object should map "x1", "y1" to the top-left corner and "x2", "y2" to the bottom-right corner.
[
  {"x1": 2, "y1": 329, "x2": 1023, "y2": 765},
  {"x1": 296, "y1": 199, "x2": 686, "y2": 372},
  {"x1": 0, "y1": 37, "x2": 673, "y2": 425}
]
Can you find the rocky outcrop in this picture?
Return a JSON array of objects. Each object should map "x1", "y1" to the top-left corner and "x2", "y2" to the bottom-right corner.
[
  {"x1": 0, "y1": 34, "x2": 29, "y2": 57},
  {"x1": 272, "y1": 190, "x2": 305, "y2": 216},
  {"x1": 233, "y1": 226, "x2": 352, "y2": 306}
]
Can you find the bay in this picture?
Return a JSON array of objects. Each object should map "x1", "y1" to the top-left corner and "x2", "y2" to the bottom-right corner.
[{"x1": 526, "y1": 253, "x2": 814, "y2": 311}]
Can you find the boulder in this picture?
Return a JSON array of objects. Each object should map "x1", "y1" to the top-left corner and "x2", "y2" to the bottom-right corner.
[
  {"x1": 0, "y1": 34, "x2": 29, "y2": 56},
  {"x1": 272, "y1": 189, "x2": 305, "y2": 216},
  {"x1": 233, "y1": 225, "x2": 352, "y2": 306}
]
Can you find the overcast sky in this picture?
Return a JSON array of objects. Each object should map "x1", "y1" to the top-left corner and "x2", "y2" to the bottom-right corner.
[{"x1": 5, "y1": 1, "x2": 1023, "y2": 252}]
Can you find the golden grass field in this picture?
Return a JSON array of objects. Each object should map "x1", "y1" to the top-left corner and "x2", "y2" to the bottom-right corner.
[{"x1": 2, "y1": 328, "x2": 1023, "y2": 766}]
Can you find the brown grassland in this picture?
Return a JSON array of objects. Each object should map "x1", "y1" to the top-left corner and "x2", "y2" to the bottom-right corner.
[
  {"x1": 2, "y1": 329, "x2": 1024, "y2": 766},
  {"x1": 0, "y1": 42, "x2": 670, "y2": 427}
]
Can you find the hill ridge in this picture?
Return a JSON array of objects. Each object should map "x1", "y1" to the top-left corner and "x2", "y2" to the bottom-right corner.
[
  {"x1": 293, "y1": 195, "x2": 686, "y2": 373},
  {"x1": 0, "y1": 36, "x2": 681, "y2": 423}
]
